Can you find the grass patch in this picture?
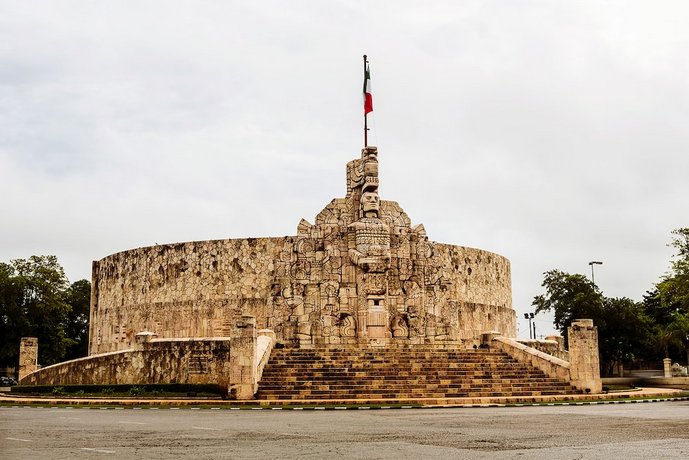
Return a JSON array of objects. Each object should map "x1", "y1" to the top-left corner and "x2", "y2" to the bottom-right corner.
[{"x1": 10, "y1": 383, "x2": 223, "y2": 398}]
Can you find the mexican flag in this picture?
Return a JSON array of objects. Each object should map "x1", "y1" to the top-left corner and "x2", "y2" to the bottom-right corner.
[{"x1": 363, "y1": 63, "x2": 373, "y2": 115}]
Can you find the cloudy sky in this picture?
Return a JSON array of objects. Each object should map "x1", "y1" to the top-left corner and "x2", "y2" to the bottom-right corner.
[{"x1": 1, "y1": 1, "x2": 687, "y2": 338}]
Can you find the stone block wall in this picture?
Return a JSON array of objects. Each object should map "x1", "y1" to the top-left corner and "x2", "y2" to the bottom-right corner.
[
  {"x1": 22, "y1": 338, "x2": 236, "y2": 390},
  {"x1": 89, "y1": 239, "x2": 514, "y2": 353},
  {"x1": 89, "y1": 238, "x2": 287, "y2": 354}
]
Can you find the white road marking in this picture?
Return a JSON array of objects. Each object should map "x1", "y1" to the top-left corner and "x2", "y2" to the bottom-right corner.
[
  {"x1": 81, "y1": 447, "x2": 115, "y2": 454},
  {"x1": 6, "y1": 437, "x2": 31, "y2": 442},
  {"x1": 191, "y1": 426, "x2": 221, "y2": 431},
  {"x1": 118, "y1": 421, "x2": 146, "y2": 425}
]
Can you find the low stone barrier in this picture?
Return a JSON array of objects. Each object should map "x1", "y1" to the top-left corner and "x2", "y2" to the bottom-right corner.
[
  {"x1": 19, "y1": 338, "x2": 234, "y2": 387},
  {"x1": 490, "y1": 336, "x2": 571, "y2": 382},
  {"x1": 254, "y1": 330, "x2": 275, "y2": 394},
  {"x1": 19, "y1": 317, "x2": 274, "y2": 400}
]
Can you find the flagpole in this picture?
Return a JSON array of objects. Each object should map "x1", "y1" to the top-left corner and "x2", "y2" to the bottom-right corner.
[{"x1": 363, "y1": 54, "x2": 368, "y2": 147}]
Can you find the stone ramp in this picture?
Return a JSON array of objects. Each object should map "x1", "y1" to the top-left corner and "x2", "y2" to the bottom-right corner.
[{"x1": 256, "y1": 346, "x2": 581, "y2": 401}]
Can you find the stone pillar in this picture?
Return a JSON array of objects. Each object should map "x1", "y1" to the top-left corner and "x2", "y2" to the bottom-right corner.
[
  {"x1": 228, "y1": 315, "x2": 257, "y2": 400},
  {"x1": 481, "y1": 331, "x2": 502, "y2": 347},
  {"x1": 545, "y1": 335, "x2": 565, "y2": 352},
  {"x1": 19, "y1": 337, "x2": 38, "y2": 381},
  {"x1": 134, "y1": 331, "x2": 157, "y2": 350},
  {"x1": 567, "y1": 319, "x2": 602, "y2": 394},
  {"x1": 663, "y1": 358, "x2": 672, "y2": 378}
]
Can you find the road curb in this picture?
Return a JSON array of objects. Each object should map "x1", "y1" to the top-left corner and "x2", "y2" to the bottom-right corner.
[{"x1": 2, "y1": 395, "x2": 688, "y2": 411}]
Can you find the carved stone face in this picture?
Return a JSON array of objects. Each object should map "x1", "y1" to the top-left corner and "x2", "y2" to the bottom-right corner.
[{"x1": 361, "y1": 191, "x2": 380, "y2": 215}]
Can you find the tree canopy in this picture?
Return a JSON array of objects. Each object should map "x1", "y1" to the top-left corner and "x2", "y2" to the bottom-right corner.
[
  {"x1": 533, "y1": 228, "x2": 689, "y2": 373},
  {"x1": 0, "y1": 255, "x2": 90, "y2": 368},
  {"x1": 532, "y1": 270, "x2": 651, "y2": 374}
]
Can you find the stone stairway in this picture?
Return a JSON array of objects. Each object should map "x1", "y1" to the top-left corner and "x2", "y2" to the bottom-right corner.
[{"x1": 256, "y1": 346, "x2": 580, "y2": 401}]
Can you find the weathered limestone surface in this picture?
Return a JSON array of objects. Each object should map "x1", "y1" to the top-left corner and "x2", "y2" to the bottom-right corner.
[
  {"x1": 489, "y1": 320, "x2": 602, "y2": 394},
  {"x1": 89, "y1": 146, "x2": 515, "y2": 354},
  {"x1": 490, "y1": 335, "x2": 571, "y2": 383},
  {"x1": 516, "y1": 338, "x2": 569, "y2": 361},
  {"x1": 567, "y1": 319, "x2": 602, "y2": 393},
  {"x1": 21, "y1": 338, "x2": 233, "y2": 387},
  {"x1": 18, "y1": 337, "x2": 38, "y2": 381}
]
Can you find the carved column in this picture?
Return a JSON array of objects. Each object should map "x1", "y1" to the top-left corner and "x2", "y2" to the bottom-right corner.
[
  {"x1": 19, "y1": 337, "x2": 38, "y2": 382},
  {"x1": 567, "y1": 319, "x2": 602, "y2": 393},
  {"x1": 228, "y1": 316, "x2": 257, "y2": 400}
]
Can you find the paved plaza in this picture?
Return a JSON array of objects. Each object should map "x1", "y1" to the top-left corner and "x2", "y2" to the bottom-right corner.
[{"x1": 2, "y1": 401, "x2": 689, "y2": 459}]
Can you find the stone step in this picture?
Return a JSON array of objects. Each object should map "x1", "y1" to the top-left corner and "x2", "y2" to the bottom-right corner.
[
  {"x1": 256, "y1": 346, "x2": 579, "y2": 400},
  {"x1": 258, "y1": 380, "x2": 574, "y2": 388},
  {"x1": 259, "y1": 386, "x2": 574, "y2": 394},
  {"x1": 260, "y1": 375, "x2": 559, "y2": 381},
  {"x1": 260, "y1": 371, "x2": 565, "y2": 380},
  {"x1": 257, "y1": 390, "x2": 575, "y2": 400}
]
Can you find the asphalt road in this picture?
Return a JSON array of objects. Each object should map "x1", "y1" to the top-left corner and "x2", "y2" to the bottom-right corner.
[{"x1": 2, "y1": 402, "x2": 689, "y2": 459}]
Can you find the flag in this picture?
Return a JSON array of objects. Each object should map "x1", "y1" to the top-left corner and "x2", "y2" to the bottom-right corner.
[{"x1": 363, "y1": 62, "x2": 373, "y2": 115}]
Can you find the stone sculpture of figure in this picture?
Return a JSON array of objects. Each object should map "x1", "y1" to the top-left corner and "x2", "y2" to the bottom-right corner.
[
  {"x1": 361, "y1": 191, "x2": 380, "y2": 217},
  {"x1": 348, "y1": 189, "x2": 391, "y2": 272}
]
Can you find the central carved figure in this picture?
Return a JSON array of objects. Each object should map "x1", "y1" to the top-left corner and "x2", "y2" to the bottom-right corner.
[
  {"x1": 361, "y1": 191, "x2": 380, "y2": 215},
  {"x1": 268, "y1": 144, "x2": 498, "y2": 346}
]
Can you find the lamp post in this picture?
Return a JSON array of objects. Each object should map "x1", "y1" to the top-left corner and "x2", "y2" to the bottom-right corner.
[
  {"x1": 588, "y1": 261, "x2": 603, "y2": 284},
  {"x1": 524, "y1": 312, "x2": 535, "y2": 339}
]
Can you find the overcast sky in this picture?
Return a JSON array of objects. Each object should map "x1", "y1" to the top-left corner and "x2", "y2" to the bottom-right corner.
[{"x1": 1, "y1": 1, "x2": 687, "y2": 338}]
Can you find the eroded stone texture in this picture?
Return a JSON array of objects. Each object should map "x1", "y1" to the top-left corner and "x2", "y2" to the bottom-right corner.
[
  {"x1": 89, "y1": 146, "x2": 515, "y2": 354},
  {"x1": 18, "y1": 337, "x2": 38, "y2": 381},
  {"x1": 568, "y1": 319, "x2": 602, "y2": 393},
  {"x1": 22, "y1": 338, "x2": 234, "y2": 387}
]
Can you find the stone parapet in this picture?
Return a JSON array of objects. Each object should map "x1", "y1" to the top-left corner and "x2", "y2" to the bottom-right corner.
[
  {"x1": 20, "y1": 335, "x2": 260, "y2": 400},
  {"x1": 490, "y1": 336, "x2": 571, "y2": 382},
  {"x1": 516, "y1": 338, "x2": 569, "y2": 361},
  {"x1": 254, "y1": 329, "x2": 276, "y2": 394}
]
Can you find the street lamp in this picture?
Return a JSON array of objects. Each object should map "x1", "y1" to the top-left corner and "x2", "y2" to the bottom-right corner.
[
  {"x1": 588, "y1": 261, "x2": 603, "y2": 284},
  {"x1": 524, "y1": 312, "x2": 535, "y2": 339}
]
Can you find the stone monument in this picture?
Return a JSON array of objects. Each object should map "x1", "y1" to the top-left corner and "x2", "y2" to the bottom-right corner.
[{"x1": 86, "y1": 145, "x2": 515, "y2": 353}]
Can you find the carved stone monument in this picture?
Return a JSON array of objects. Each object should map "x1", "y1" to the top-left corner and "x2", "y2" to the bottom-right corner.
[{"x1": 85, "y1": 145, "x2": 515, "y2": 353}]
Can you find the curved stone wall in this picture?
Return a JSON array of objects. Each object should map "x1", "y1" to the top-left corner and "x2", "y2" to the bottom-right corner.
[
  {"x1": 89, "y1": 238, "x2": 513, "y2": 353},
  {"x1": 90, "y1": 238, "x2": 289, "y2": 354},
  {"x1": 23, "y1": 339, "x2": 233, "y2": 386}
]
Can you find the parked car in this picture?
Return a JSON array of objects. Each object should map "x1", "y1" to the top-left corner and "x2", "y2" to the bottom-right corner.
[{"x1": 0, "y1": 376, "x2": 17, "y2": 386}]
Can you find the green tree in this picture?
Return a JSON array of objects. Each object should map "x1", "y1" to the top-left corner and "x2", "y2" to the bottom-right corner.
[
  {"x1": 532, "y1": 270, "x2": 603, "y2": 335},
  {"x1": 658, "y1": 312, "x2": 689, "y2": 364},
  {"x1": 0, "y1": 256, "x2": 91, "y2": 368},
  {"x1": 643, "y1": 228, "x2": 689, "y2": 363},
  {"x1": 598, "y1": 297, "x2": 653, "y2": 374},
  {"x1": 63, "y1": 279, "x2": 91, "y2": 360},
  {"x1": 532, "y1": 270, "x2": 652, "y2": 375}
]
